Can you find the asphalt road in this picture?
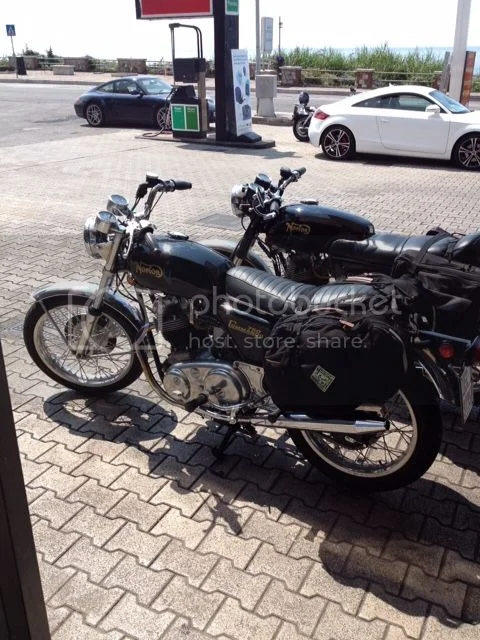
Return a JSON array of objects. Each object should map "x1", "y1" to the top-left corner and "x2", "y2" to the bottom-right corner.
[{"x1": 0, "y1": 83, "x2": 341, "y2": 148}]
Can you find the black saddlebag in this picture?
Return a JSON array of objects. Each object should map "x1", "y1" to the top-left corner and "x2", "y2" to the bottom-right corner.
[
  {"x1": 263, "y1": 311, "x2": 409, "y2": 413},
  {"x1": 393, "y1": 248, "x2": 480, "y2": 338}
]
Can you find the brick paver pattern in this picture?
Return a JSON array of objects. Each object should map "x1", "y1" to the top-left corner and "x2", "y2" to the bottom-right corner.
[{"x1": 1, "y1": 122, "x2": 479, "y2": 639}]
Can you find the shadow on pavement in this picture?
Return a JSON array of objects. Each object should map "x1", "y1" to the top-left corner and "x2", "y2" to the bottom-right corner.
[{"x1": 44, "y1": 390, "x2": 480, "y2": 629}]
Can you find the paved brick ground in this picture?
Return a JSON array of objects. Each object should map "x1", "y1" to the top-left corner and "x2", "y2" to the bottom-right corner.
[{"x1": 1, "y1": 124, "x2": 480, "y2": 639}]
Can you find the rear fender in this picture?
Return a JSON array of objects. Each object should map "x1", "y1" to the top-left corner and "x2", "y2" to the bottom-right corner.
[
  {"x1": 31, "y1": 282, "x2": 144, "y2": 331},
  {"x1": 414, "y1": 348, "x2": 456, "y2": 405},
  {"x1": 199, "y1": 239, "x2": 271, "y2": 272}
]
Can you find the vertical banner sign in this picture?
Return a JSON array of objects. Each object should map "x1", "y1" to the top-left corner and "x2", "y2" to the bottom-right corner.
[
  {"x1": 231, "y1": 49, "x2": 252, "y2": 136},
  {"x1": 225, "y1": 0, "x2": 239, "y2": 15},
  {"x1": 261, "y1": 17, "x2": 274, "y2": 54},
  {"x1": 460, "y1": 51, "x2": 476, "y2": 105}
]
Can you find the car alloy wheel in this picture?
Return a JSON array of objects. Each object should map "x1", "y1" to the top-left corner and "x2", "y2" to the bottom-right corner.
[
  {"x1": 321, "y1": 126, "x2": 355, "y2": 160},
  {"x1": 85, "y1": 103, "x2": 104, "y2": 127},
  {"x1": 455, "y1": 135, "x2": 480, "y2": 170}
]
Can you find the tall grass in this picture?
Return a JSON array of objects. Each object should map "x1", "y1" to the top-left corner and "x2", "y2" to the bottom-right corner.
[{"x1": 283, "y1": 43, "x2": 444, "y2": 74}]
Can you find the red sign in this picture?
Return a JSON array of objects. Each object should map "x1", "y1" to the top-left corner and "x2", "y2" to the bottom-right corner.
[
  {"x1": 136, "y1": 0, "x2": 213, "y2": 18},
  {"x1": 461, "y1": 51, "x2": 476, "y2": 106}
]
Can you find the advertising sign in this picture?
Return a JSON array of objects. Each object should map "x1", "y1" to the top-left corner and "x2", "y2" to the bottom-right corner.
[
  {"x1": 231, "y1": 49, "x2": 252, "y2": 136},
  {"x1": 261, "y1": 17, "x2": 273, "y2": 54},
  {"x1": 225, "y1": 0, "x2": 239, "y2": 15},
  {"x1": 136, "y1": 0, "x2": 212, "y2": 19}
]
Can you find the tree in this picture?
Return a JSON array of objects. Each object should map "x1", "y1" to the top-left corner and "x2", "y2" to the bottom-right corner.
[{"x1": 22, "y1": 44, "x2": 40, "y2": 56}]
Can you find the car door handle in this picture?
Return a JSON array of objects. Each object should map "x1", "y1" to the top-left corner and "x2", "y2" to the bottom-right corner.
[{"x1": 379, "y1": 118, "x2": 389, "y2": 123}]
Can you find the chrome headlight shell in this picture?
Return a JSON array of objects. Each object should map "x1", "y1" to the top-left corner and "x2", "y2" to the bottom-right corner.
[
  {"x1": 83, "y1": 215, "x2": 114, "y2": 260},
  {"x1": 230, "y1": 183, "x2": 249, "y2": 217}
]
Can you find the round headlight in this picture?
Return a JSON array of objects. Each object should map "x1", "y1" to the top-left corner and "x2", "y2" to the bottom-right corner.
[
  {"x1": 83, "y1": 216, "x2": 114, "y2": 260},
  {"x1": 231, "y1": 184, "x2": 248, "y2": 217}
]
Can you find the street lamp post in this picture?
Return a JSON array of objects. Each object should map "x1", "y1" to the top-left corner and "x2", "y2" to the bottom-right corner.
[{"x1": 255, "y1": 0, "x2": 261, "y2": 74}]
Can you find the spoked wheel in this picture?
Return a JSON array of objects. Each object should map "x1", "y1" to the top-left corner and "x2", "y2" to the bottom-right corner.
[
  {"x1": 85, "y1": 102, "x2": 104, "y2": 127},
  {"x1": 289, "y1": 372, "x2": 441, "y2": 491},
  {"x1": 156, "y1": 105, "x2": 171, "y2": 132},
  {"x1": 23, "y1": 295, "x2": 142, "y2": 394},
  {"x1": 321, "y1": 125, "x2": 355, "y2": 160},
  {"x1": 293, "y1": 117, "x2": 310, "y2": 142},
  {"x1": 453, "y1": 134, "x2": 480, "y2": 170}
]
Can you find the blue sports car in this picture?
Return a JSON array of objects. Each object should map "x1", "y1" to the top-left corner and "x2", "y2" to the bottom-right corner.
[{"x1": 74, "y1": 75, "x2": 215, "y2": 129}]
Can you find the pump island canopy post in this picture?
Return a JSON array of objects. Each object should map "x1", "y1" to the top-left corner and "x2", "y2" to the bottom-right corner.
[{"x1": 135, "y1": 0, "x2": 262, "y2": 144}]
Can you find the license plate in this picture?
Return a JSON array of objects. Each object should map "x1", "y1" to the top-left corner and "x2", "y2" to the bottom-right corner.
[{"x1": 459, "y1": 365, "x2": 474, "y2": 423}]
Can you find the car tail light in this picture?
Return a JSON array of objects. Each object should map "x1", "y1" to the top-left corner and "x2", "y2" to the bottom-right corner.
[{"x1": 314, "y1": 110, "x2": 329, "y2": 121}]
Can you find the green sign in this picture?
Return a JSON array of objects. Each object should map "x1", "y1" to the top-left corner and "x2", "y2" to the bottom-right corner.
[
  {"x1": 225, "y1": 0, "x2": 239, "y2": 15},
  {"x1": 171, "y1": 105, "x2": 200, "y2": 132}
]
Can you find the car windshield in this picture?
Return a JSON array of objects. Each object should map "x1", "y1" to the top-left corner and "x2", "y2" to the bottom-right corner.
[
  {"x1": 430, "y1": 90, "x2": 470, "y2": 114},
  {"x1": 137, "y1": 77, "x2": 172, "y2": 95}
]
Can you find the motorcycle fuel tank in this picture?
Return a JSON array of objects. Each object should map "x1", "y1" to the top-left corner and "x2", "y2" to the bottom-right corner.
[
  {"x1": 128, "y1": 234, "x2": 231, "y2": 298},
  {"x1": 267, "y1": 204, "x2": 375, "y2": 253}
]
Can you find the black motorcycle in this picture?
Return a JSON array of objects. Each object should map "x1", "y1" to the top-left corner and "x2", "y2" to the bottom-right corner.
[
  {"x1": 203, "y1": 167, "x2": 480, "y2": 347},
  {"x1": 23, "y1": 173, "x2": 476, "y2": 491},
  {"x1": 292, "y1": 92, "x2": 315, "y2": 142}
]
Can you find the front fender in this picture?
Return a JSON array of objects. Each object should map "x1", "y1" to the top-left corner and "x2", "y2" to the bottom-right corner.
[
  {"x1": 199, "y1": 239, "x2": 271, "y2": 273},
  {"x1": 31, "y1": 281, "x2": 144, "y2": 330}
]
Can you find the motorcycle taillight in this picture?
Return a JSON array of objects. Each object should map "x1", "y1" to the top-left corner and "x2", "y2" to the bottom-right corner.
[{"x1": 314, "y1": 110, "x2": 329, "y2": 121}]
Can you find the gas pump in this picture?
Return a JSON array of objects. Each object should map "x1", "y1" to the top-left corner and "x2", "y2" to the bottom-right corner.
[{"x1": 169, "y1": 23, "x2": 208, "y2": 139}]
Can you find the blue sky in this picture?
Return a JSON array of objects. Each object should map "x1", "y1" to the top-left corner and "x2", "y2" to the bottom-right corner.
[{"x1": 2, "y1": 0, "x2": 479, "y2": 60}]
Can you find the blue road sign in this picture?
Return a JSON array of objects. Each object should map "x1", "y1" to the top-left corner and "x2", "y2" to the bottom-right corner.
[{"x1": 6, "y1": 24, "x2": 16, "y2": 37}]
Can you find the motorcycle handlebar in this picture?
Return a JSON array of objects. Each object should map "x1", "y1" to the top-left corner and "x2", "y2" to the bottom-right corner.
[{"x1": 171, "y1": 180, "x2": 193, "y2": 191}]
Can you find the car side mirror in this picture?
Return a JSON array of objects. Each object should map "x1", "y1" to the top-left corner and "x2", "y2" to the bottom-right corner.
[
  {"x1": 131, "y1": 89, "x2": 143, "y2": 97},
  {"x1": 426, "y1": 104, "x2": 441, "y2": 114}
]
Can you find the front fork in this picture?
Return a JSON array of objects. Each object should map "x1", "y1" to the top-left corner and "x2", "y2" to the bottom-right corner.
[{"x1": 75, "y1": 231, "x2": 123, "y2": 356}]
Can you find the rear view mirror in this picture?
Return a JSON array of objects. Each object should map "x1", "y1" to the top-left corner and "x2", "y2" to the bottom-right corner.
[{"x1": 426, "y1": 104, "x2": 441, "y2": 114}]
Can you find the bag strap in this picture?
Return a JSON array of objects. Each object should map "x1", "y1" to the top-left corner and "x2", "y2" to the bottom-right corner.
[{"x1": 412, "y1": 232, "x2": 451, "y2": 270}]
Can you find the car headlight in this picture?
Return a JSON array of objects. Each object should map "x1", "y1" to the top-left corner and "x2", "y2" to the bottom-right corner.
[{"x1": 83, "y1": 215, "x2": 114, "y2": 260}]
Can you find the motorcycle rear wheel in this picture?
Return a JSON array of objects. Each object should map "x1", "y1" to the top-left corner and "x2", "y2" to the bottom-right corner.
[
  {"x1": 293, "y1": 117, "x2": 310, "y2": 142},
  {"x1": 289, "y1": 372, "x2": 441, "y2": 491},
  {"x1": 23, "y1": 295, "x2": 143, "y2": 394}
]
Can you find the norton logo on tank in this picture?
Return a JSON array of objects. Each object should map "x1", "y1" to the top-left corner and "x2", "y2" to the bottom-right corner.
[
  {"x1": 285, "y1": 222, "x2": 311, "y2": 235},
  {"x1": 132, "y1": 261, "x2": 164, "y2": 279}
]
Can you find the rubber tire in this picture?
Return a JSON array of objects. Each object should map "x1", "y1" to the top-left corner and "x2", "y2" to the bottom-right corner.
[
  {"x1": 288, "y1": 371, "x2": 441, "y2": 491},
  {"x1": 85, "y1": 101, "x2": 105, "y2": 127},
  {"x1": 293, "y1": 117, "x2": 310, "y2": 142},
  {"x1": 452, "y1": 134, "x2": 480, "y2": 170},
  {"x1": 23, "y1": 294, "x2": 143, "y2": 395},
  {"x1": 156, "y1": 106, "x2": 171, "y2": 132},
  {"x1": 321, "y1": 125, "x2": 356, "y2": 161}
]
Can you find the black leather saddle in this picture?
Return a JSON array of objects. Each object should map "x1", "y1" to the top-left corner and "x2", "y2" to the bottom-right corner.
[
  {"x1": 225, "y1": 266, "x2": 380, "y2": 316},
  {"x1": 329, "y1": 231, "x2": 480, "y2": 270}
]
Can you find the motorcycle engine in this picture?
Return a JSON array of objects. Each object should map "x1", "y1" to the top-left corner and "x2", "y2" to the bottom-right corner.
[
  {"x1": 285, "y1": 253, "x2": 329, "y2": 285},
  {"x1": 163, "y1": 360, "x2": 251, "y2": 410}
]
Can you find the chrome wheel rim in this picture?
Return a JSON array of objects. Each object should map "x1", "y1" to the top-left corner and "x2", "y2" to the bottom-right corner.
[
  {"x1": 323, "y1": 128, "x2": 351, "y2": 158},
  {"x1": 302, "y1": 390, "x2": 418, "y2": 478},
  {"x1": 157, "y1": 106, "x2": 171, "y2": 131},
  {"x1": 295, "y1": 119, "x2": 309, "y2": 139},
  {"x1": 86, "y1": 104, "x2": 102, "y2": 126},
  {"x1": 33, "y1": 304, "x2": 135, "y2": 388},
  {"x1": 457, "y1": 137, "x2": 480, "y2": 169}
]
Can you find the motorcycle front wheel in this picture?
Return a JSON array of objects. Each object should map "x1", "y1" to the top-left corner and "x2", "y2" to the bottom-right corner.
[
  {"x1": 23, "y1": 294, "x2": 143, "y2": 394},
  {"x1": 293, "y1": 116, "x2": 310, "y2": 142},
  {"x1": 289, "y1": 372, "x2": 441, "y2": 491}
]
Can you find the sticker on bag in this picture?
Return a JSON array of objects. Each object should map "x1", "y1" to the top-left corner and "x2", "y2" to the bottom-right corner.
[{"x1": 311, "y1": 365, "x2": 335, "y2": 392}]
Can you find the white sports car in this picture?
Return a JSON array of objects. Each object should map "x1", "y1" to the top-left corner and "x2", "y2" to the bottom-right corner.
[{"x1": 308, "y1": 85, "x2": 480, "y2": 170}]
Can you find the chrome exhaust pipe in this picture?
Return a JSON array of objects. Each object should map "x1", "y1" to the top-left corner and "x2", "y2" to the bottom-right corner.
[{"x1": 275, "y1": 413, "x2": 387, "y2": 435}]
